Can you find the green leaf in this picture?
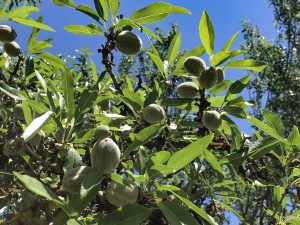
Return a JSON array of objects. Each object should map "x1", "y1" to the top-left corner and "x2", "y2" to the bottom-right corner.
[
  {"x1": 288, "y1": 126, "x2": 300, "y2": 148},
  {"x1": 13, "y1": 172, "x2": 62, "y2": 204},
  {"x1": 22, "y1": 111, "x2": 53, "y2": 142},
  {"x1": 99, "y1": 204, "x2": 152, "y2": 225},
  {"x1": 75, "y1": 88, "x2": 99, "y2": 122},
  {"x1": 199, "y1": 11, "x2": 214, "y2": 56},
  {"x1": 225, "y1": 75, "x2": 251, "y2": 101},
  {"x1": 130, "y1": 2, "x2": 190, "y2": 24},
  {"x1": 215, "y1": 200, "x2": 243, "y2": 220},
  {"x1": 0, "y1": 81, "x2": 26, "y2": 100},
  {"x1": 221, "y1": 31, "x2": 240, "y2": 51},
  {"x1": 173, "y1": 46, "x2": 205, "y2": 75},
  {"x1": 159, "y1": 185, "x2": 217, "y2": 225},
  {"x1": 167, "y1": 134, "x2": 214, "y2": 172},
  {"x1": 203, "y1": 149, "x2": 224, "y2": 176},
  {"x1": 147, "y1": 51, "x2": 165, "y2": 76},
  {"x1": 124, "y1": 124, "x2": 165, "y2": 157},
  {"x1": 210, "y1": 80, "x2": 232, "y2": 95},
  {"x1": 274, "y1": 186, "x2": 286, "y2": 212},
  {"x1": 62, "y1": 69, "x2": 75, "y2": 121},
  {"x1": 262, "y1": 109, "x2": 285, "y2": 137},
  {"x1": 52, "y1": 0, "x2": 76, "y2": 8},
  {"x1": 105, "y1": 0, "x2": 120, "y2": 16},
  {"x1": 64, "y1": 25, "x2": 102, "y2": 35},
  {"x1": 211, "y1": 51, "x2": 231, "y2": 66},
  {"x1": 6, "y1": 6, "x2": 39, "y2": 18},
  {"x1": 63, "y1": 148, "x2": 83, "y2": 173},
  {"x1": 167, "y1": 32, "x2": 181, "y2": 66},
  {"x1": 11, "y1": 17, "x2": 55, "y2": 32},
  {"x1": 158, "y1": 201, "x2": 199, "y2": 225},
  {"x1": 38, "y1": 52, "x2": 66, "y2": 68},
  {"x1": 67, "y1": 219, "x2": 83, "y2": 225},
  {"x1": 76, "y1": 4, "x2": 100, "y2": 22},
  {"x1": 247, "y1": 115, "x2": 289, "y2": 145},
  {"x1": 93, "y1": 0, "x2": 108, "y2": 21},
  {"x1": 151, "y1": 151, "x2": 171, "y2": 165},
  {"x1": 224, "y1": 59, "x2": 267, "y2": 72}
]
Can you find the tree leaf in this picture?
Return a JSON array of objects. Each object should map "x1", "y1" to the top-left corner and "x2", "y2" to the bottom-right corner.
[
  {"x1": 158, "y1": 201, "x2": 199, "y2": 225},
  {"x1": 11, "y1": 17, "x2": 55, "y2": 32},
  {"x1": 130, "y1": 2, "x2": 190, "y2": 24},
  {"x1": 221, "y1": 31, "x2": 240, "y2": 51},
  {"x1": 159, "y1": 185, "x2": 217, "y2": 225},
  {"x1": 6, "y1": 6, "x2": 39, "y2": 18},
  {"x1": 167, "y1": 32, "x2": 181, "y2": 66},
  {"x1": 62, "y1": 69, "x2": 75, "y2": 121},
  {"x1": 76, "y1": 4, "x2": 100, "y2": 22},
  {"x1": 124, "y1": 124, "x2": 165, "y2": 157},
  {"x1": 262, "y1": 109, "x2": 285, "y2": 137},
  {"x1": 147, "y1": 51, "x2": 165, "y2": 76},
  {"x1": 13, "y1": 172, "x2": 62, "y2": 204},
  {"x1": 63, "y1": 148, "x2": 83, "y2": 174},
  {"x1": 100, "y1": 204, "x2": 152, "y2": 225},
  {"x1": 64, "y1": 25, "x2": 102, "y2": 35},
  {"x1": 224, "y1": 59, "x2": 267, "y2": 72},
  {"x1": 22, "y1": 111, "x2": 53, "y2": 142},
  {"x1": 199, "y1": 11, "x2": 214, "y2": 56},
  {"x1": 225, "y1": 75, "x2": 251, "y2": 101},
  {"x1": 211, "y1": 51, "x2": 231, "y2": 66},
  {"x1": 38, "y1": 52, "x2": 66, "y2": 68},
  {"x1": 167, "y1": 134, "x2": 214, "y2": 172}
]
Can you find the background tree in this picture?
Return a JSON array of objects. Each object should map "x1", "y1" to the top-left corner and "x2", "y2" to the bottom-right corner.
[{"x1": 242, "y1": 0, "x2": 300, "y2": 133}]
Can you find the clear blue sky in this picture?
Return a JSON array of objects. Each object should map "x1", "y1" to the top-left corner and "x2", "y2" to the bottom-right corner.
[
  {"x1": 6, "y1": 1, "x2": 277, "y2": 223},
  {"x1": 8, "y1": 0, "x2": 277, "y2": 137}
]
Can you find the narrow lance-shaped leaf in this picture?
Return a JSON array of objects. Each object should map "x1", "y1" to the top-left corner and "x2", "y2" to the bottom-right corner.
[
  {"x1": 147, "y1": 51, "x2": 165, "y2": 77},
  {"x1": 224, "y1": 75, "x2": 251, "y2": 101},
  {"x1": 64, "y1": 25, "x2": 102, "y2": 36},
  {"x1": 221, "y1": 31, "x2": 240, "y2": 51},
  {"x1": 167, "y1": 32, "x2": 181, "y2": 66},
  {"x1": 199, "y1": 11, "x2": 214, "y2": 56},
  {"x1": 11, "y1": 17, "x2": 55, "y2": 32},
  {"x1": 167, "y1": 134, "x2": 214, "y2": 172},
  {"x1": 224, "y1": 59, "x2": 267, "y2": 72},
  {"x1": 130, "y1": 2, "x2": 191, "y2": 24},
  {"x1": 22, "y1": 111, "x2": 53, "y2": 142},
  {"x1": 62, "y1": 69, "x2": 75, "y2": 121}
]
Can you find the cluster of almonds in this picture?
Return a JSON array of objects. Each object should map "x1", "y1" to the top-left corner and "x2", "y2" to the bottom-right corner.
[
  {"x1": 0, "y1": 25, "x2": 21, "y2": 57},
  {"x1": 175, "y1": 56, "x2": 225, "y2": 131},
  {"x1": 61, "y1": 125, "x2": 139, "y2": 207}
]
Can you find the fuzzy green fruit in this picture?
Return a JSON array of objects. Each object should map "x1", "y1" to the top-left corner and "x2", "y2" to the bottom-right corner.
[
  {"x1": 177, "y1": 82, "x2": 199, "y2": 98},
  {"x1": 216, "y1": 67, "x2": 225, "y2": 83},
  {"x1": 199, "y1": 67, "x2": 218, "y2": 89},
  {"x1": 4, "y1": 41, "x2": 20, "y2": 57},
  {"x1": 99, "y1": 98, "x2": 111, "y2": 111},
  {"x1": 95, "y1": 125, "x2": 111, "y2": 141},
  {"x1": 61, "y1": 166, "x2": 93, "y2": 194},
  {"x1": 105, "y1": 181, "x2": 139, "y2": 207},
  {"x1": 184, "y1": 56, "x2": 206, "y2": 76},
  {"x1": 0, "y1": 25, "x2": 17, "y2": 42},
  {"x1": 91, "y1": 138, "x2": 121, "y2": 174},
  {"x1": 116, "y1": 31, "x2": 142, "y2": 55},
  {"x1": 142, "y1": 104, "x2": 165, "y2": 124},
  {"x1": 14, "y1": 104, "x2": 24, "y2": 120},
  {"x1": 3, "y1": 139, "x2": 24, "y2": 157},
  {"x1": 202, "y1": 110, "x2": 222, "y2": 131}
]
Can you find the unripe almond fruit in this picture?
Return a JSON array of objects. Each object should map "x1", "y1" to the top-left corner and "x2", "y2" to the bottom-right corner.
[
  {"x1": 14, "y1": 104, "x2": 24, "y2": 120},
  {"x1": 61, "y1": 166, "x2": 93, "y2": 194},
  {"x1": 91, "y1": 138, "x2": 121, "y2": 174},
  {"x1": 202, "y1": 110, "x2": 222, "y2": 131},
  {"x1": 199, "y1": 67, "x2": 218, "y2": 89},
  {"x1": 105, "y1": 181, "x2": 139, "y2": 208},
  {"x1": 0, "y1": 25, "x2": 17, "y2": 42},
  {"x1": 94, "y1": 125, "x2": 111, "y2": 141},
  {"x1": 116, "y1": 31, "x2": 142, "y2": 55},
  {"x1": 177, "y1": 82, "x2": 199, "y2": 98},
  {"x1": 216, "y1": 67, "x2": 225, "y2": 83},
  {"x1": 184, "y1": 56, "x2": 206, "y2": 76},
  {"x1": 142, "y1": 104, "x2": 165, "y2": 124},
  {"x1": 4, "y1": 41, "x2": 20, "y2": 57}
]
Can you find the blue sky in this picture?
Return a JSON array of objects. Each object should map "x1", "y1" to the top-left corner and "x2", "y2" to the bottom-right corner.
[{"x1": 7, "y1": 1, "x2": 276, "y2": 135}]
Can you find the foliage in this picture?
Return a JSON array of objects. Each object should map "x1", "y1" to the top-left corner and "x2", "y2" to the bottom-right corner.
[
  {"x1": 0, "y1": 0, "x2": 299, "y2": 225},
  {"x1": 242, "y1": 0, "x2": 300, "y2": 133}
]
